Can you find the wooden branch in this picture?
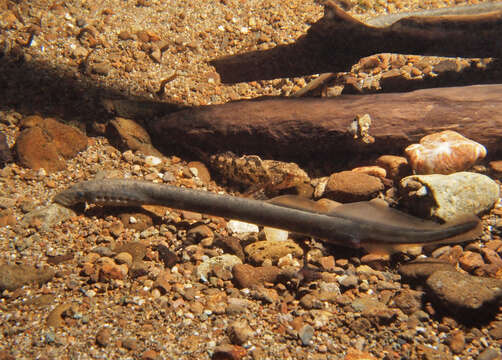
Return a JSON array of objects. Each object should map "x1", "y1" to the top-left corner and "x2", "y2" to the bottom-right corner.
[
  {"x1": 210, "y1": 2, "x2": 502, "y2": 82},
  {"x1": 149, "y1": 84, "x2": 502, "y2": 168}
]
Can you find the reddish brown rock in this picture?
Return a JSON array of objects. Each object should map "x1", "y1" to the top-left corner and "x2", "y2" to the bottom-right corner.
[
  {"x1": 458, "y1": 251, "x2": 485, "y2": 272},
  {"x1": 107, "y1": 117, "x2": 162, "y2": 157},
  {"x1": 14, "y1": 116, "x2": 87, "y2": 173},
  {"x1": 150, "y1": 85, "x2": 502, "y2": 169},
  {"x1": 324, "y1": 171, "x2": 384, "y2": 202},
  {"x1": 232, "y1": 264, "x2": 281, "y2": 289},
  {"x1": 375, "y1": 155, "x2": 410, "y2": 180},
  {"x1": 405, "y1": 130, "x2": 486, "y2": 175}
]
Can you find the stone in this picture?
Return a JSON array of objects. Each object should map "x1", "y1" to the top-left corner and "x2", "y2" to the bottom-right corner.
[
  {"x1": 477, "y1": 348, "x2": 502, "y2": 360},
  {"x1": 150, "y1": 85, "x2": 502, "y2": 170},
  {"x1": 399, "y1": 259, "x2": 457, "y2": 280},
  {"x1": 244, "y1": 240, "x2": 303, "y2": 265},
  {"x1": 405, "y1": 130, "x2": 486, "y2": 175},
  {"x1": 227, "y1": 220, "x2": 259, "y2": 234},
  {"x1": 227, "y1": 320, "x2": 253, "y2": 345},
  {"x1": 99, "y1": 262, "x2": 128, "y2": 281},
  {"x1": 393, "y1": 290, "x2": 421, "y2": 315},
  {"x1": 351, "y1": 165, "x2": 386, "y2": 179},
  {"x1": 0, "y1": 264, "x2": 55, "y2": 291},
  {"x1": 232, "y1": 264, "x2": 281, "y2": 288},
  {"x1": 195, "y1": 254, "x2": 242, "y2": 282},
  {"x1": 458, "y1": 251, "x2": 484, "y2": 272},
  {"x1": 447, "y1": 330, "x2": 465, "y2": 354},
  {"x1": 209, "y1": 151, "x2": 309, "y2": 191},
  {"x1": 375, "y1": 155, "x2": 410, "y2": 180},
  {"x1": 426, "y1": 270, "x2": 502, "y2": 310},
  {"x1": 187, "y1": 161, "x2": 211, "y2": 183},
  {"x1": 324, "y1": 171, "x2": 384, "y2": 202},
  {"x1": 263, "y1": 227, "x2": 288, "y2": 242},
  {"x1": 211, "y1": 344, "x2": 247, "y2": 360},
  {"x1": 488, "y1": 321, "x2": 502, "y2": 339},
  {"x1": 214, "y1": 236, "x2": 245, "y2": 260},
  {"x1": 114, "y1": 242, "x2": 147, "y2": 263},
  {"x1": 14, "y1": 116, "x2": 87, "y2": 173},
  {"x1": 400, "y1": 172, "x2": 499, "y2": 222},
  {"x1": 46, "y1": 303, "x2": 72, "y2": 328},
  {"x1": 0, "y1": 131, "x2": 12, "y2": 167},
  {"x1": 107, "y1": 117, "x2": 163, "y2": 157}
]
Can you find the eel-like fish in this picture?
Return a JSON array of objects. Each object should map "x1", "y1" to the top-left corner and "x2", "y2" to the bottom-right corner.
[{"x1": 54, "y1": 179, "x2": 482, "y2": 254}]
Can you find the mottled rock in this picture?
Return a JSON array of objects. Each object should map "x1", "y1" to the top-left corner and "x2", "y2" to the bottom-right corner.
[
  {"x1": 447, "y1": 330, "x2": 465, "y2": 354},
  {"x1": 324, "y1": 171, "x2": 384, "y2": 202},
  {"x1": 196, "y1": 254, "x2": 242, "y2": 282},
  {"x1": 400, "y1": 172, "x2": 499, "y2": 222},
  {"x1": 244, "y1": 240, "x2": 303, "y2": 265},
  {"x1": 209, "y1": 151, "x2": 309, "y2": 191},
  {"x1": 405, "y1": 130, "x2": 486, "y2": 175},
  {"x1": 107, "y1": 117, "x2": 162, "y2": 157},
  {"x1": 0, "y1": 264, "x2": 55, "y2": 291},
  {"x1": 232, "y1": 264, "x2": 281, "y2": 288},
  {"x1": 426, "y1": 270, "x2": 502, "y2": 310},
  {"x1": 14, "y1": 116, "x2": 87, "y2": 172}
]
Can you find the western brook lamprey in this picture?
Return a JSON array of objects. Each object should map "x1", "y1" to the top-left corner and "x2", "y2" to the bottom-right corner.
[{"x1": 54, "y1": 179, "x2": 481, "y2": 252}]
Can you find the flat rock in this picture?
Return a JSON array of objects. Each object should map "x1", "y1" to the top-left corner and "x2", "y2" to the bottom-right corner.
[
  {"x1": 22, "y1": 203, "x2": 76, "y2": 231},
  {"x1": 14, "y1": 116, "x2": 88, "y2": 173},
  {"x1": 399, "y1": 259, "x2": 457, "y2": 280},
  {"x1": 400, "y1": 172, "x2": 499, "y2": 222},
  {"x1": 426, "y1": 270, "x2": 502, "y2": 310},
  {"x1": 196, "y1": 254, "x2": 242, "y2": 282},
  {"x1": 324, "y1": 171, "x2": 384, "y2": 202},
  {"x1": 149, "y1": 85, "x2": 502, "y2": 169},
  {"x1": 0, "y1": 264, "x2": 55, "y2": 291}
]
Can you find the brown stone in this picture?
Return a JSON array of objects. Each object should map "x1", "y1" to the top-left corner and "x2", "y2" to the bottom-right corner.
[
  {"x1": 14, "y1": 116, "x2": 87, "y2": 173},
  {"x1": 187, "y1": 161, "x2": 211, "y2": 183},
  {"x1": 232, "y1": 264, "x2": 281, "y2": 289},
  {"x1": 375, "y1": 155, "x2": 410, "y2": 180},
  {"x1": 458, "y1": 251, "x2": 485, "y2": 272},
  {"x1": 150, "y1": 85, "x2": 502, "y2": 170},
  {"x1": 325, "y1": 171, "x2": 384, "y2": 202},
  {"x1": 107, "y1": 117, "x2": 162, "y2": 157}
]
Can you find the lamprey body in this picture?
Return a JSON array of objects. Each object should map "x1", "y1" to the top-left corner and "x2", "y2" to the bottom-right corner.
[{"x1": 54, "y1": 179, "x2": 481, "y2": 250}]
